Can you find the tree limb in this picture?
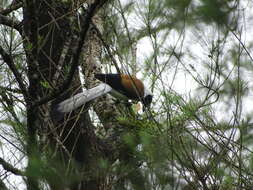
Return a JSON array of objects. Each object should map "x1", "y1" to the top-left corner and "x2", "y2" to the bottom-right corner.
[
  {"x1": 0, "y1": 1, "x2": 23, "y2": 16},
  {"x1": 60, "y1": 0, "x2": 109, "y2": 91},
  {"x1": 0, "y1": 157, "x2": 24, "y2": 176},
  {"x1": 0, "y1": 14, "x2": 21, "y2": 33}
]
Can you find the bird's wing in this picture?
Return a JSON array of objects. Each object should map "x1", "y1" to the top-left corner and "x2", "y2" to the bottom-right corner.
[{"x1": 51, "y1": 83, "x2": 112, "y2": 121}]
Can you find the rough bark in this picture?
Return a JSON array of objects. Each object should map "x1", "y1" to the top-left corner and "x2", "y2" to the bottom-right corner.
[
  {"x1": 2, "y1": 0, "x2": 140, "y2": 189},
  {"x1": 80, "y1": 3, "x2": 142, "y2": 189},
  {"x1": 22, "y1": 0, "x2": 110, "y2": 189}
]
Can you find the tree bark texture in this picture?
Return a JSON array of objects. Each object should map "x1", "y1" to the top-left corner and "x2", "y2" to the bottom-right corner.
[{"x1": 22, "y1": 0, "x2": 111, "y2": 189}]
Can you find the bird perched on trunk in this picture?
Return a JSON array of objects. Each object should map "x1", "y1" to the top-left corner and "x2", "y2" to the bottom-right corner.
[{"x1": 52, "y1": 73, "x2": 153, "y2": 121}]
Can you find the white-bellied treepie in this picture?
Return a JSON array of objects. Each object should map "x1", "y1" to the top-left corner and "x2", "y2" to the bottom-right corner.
[{"x1": 52, "y1": 73, "x2": 152, "y2": 120}]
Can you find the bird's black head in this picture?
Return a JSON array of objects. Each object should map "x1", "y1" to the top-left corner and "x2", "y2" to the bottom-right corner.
[{"x1": 142, "y1": 94, "x2": 153, "y2": 109}]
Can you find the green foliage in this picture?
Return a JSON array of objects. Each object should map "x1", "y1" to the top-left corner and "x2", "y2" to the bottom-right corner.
[
  {"x1": 1, "y1": 0, "x2": 253, "y2": 189},
  {"x1": 166, "y1": 0, "x2": 192, "y2": 10},
  {"x1": 26, "y1": 42, "x2": 33, "y2": 52},
  {"x1": 25, "y1": 153, "x2": 79, "y2": 189},
  {"x1": 196, "y1": 0, "x2": 234, "y2": 25},
  {"x1": 40, "y1": 81, "x2": 51, "y2": 89},
  {"x1": 220, "y1": 175, "x2": 234, "y2": 190}
]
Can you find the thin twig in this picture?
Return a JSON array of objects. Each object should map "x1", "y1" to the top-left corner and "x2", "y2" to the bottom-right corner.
[
  {"x1": 91, "y1": 22, "x2": 121, "y2": 74},
  {"x1": 228, "y1": 27, "x2": 253, "y2": 63},
  {"x1": 0, "y1": 46, "x2": 28, "y2": 101},
  {"x1": 0, "y1": 86, "x2": 22, "y2": 94},
  {"x1": 0, "y1": 1, "x2": 22, "y2": 16}
]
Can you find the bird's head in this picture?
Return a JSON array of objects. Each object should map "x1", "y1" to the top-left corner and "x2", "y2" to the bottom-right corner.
[
  {"x1": 142, "y1": 87, "x2": 153, "y2": 109},
  {"x1": 142, "y1": 94, "x2": 153, "y2": 108}
]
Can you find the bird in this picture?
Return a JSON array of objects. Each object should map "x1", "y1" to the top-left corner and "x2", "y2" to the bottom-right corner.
[
  {"x1": 51, "y1": 73, "x2": 153, "y2": 121},
  {"x1": 94, "y1": 73, "x2": 153, "y2": 107}
]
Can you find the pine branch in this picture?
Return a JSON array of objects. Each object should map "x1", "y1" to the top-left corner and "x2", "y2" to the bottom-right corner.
[
  {"x1": 0, "y1": 46, "x2": 28, "y2": 101},
  {"x1": 0, "y1": 86, "x2": 22, "y2": 94},
  {"x1": 0, "y1": 157, "x2": 24, "y2": 176},
  {"x1": 0, "y1": 179, "x2": 8, "y2": 190}
]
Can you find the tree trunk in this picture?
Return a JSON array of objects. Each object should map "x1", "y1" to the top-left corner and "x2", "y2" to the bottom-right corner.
[{"x1": 23, "y1": 0, "x2": 110, "y2": 189}]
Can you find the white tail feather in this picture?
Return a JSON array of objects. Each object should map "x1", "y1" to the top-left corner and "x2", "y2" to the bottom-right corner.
[
  {"x1": 51, "y1": 83, "x2": 113, "y2": 122},
  {"x1": 57, "y1": 83, "x2": 112, "y2": 113}
]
